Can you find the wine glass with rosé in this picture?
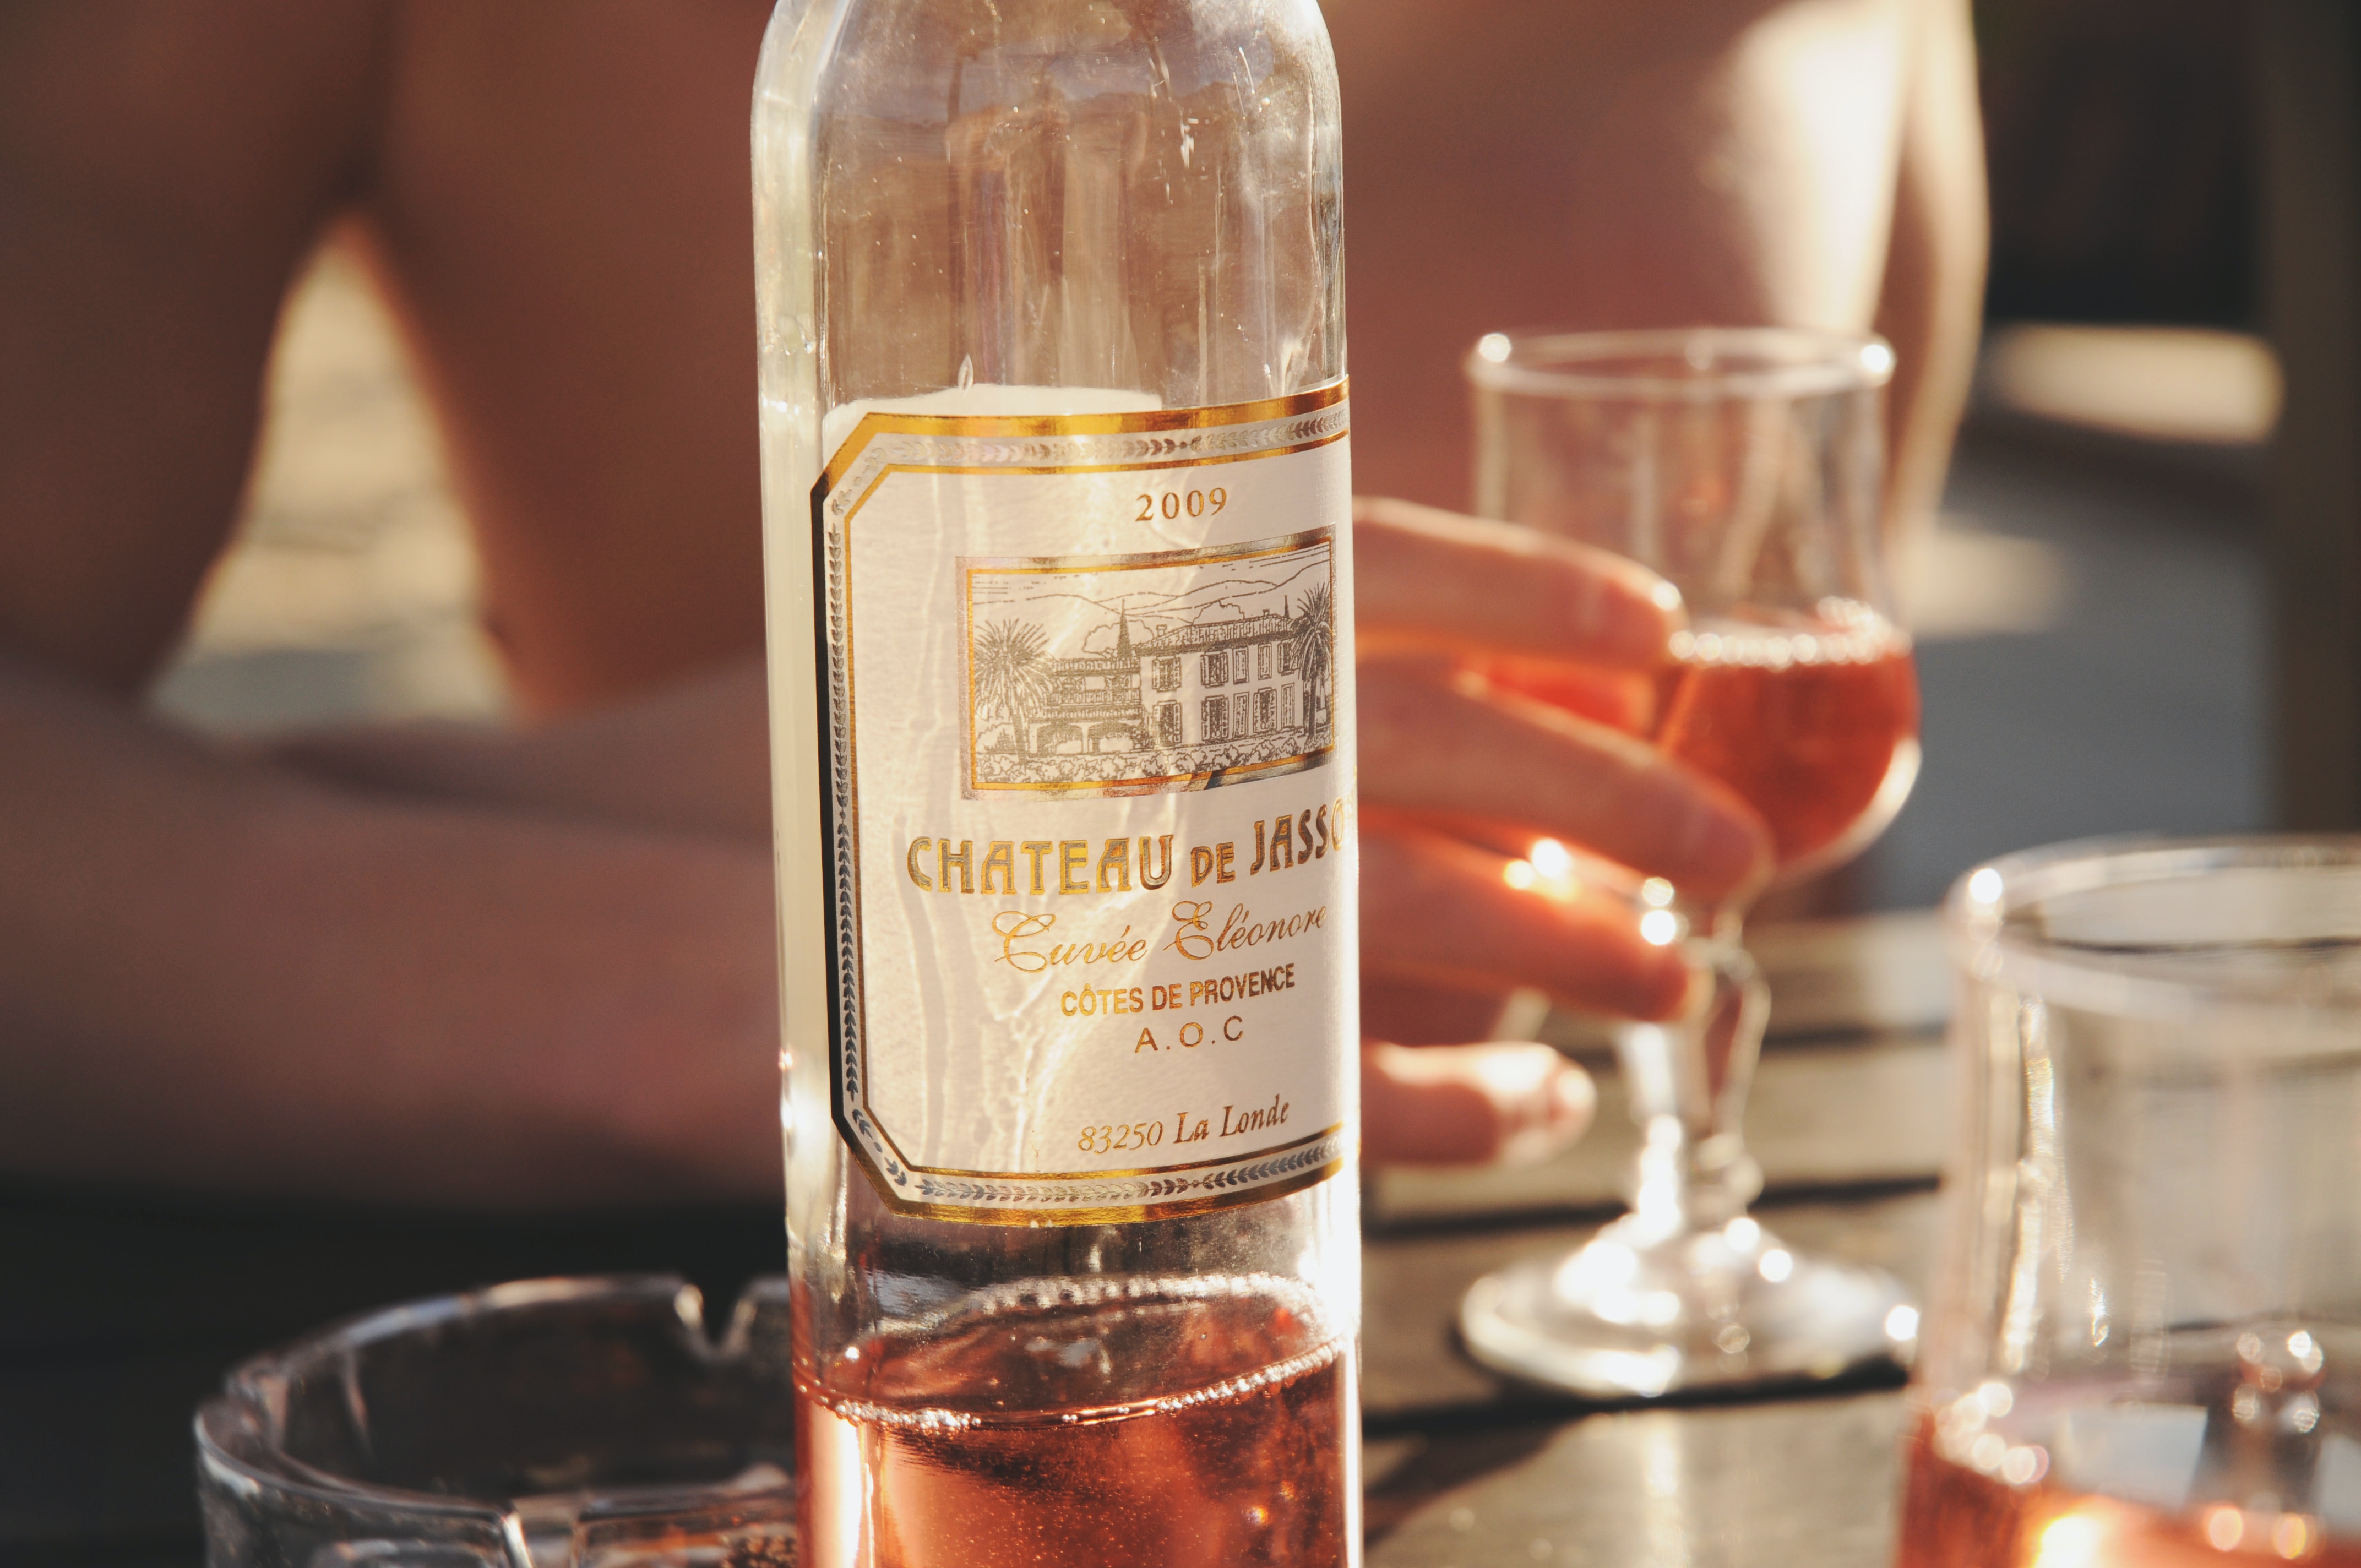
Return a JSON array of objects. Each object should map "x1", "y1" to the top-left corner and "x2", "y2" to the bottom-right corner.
[{"x1": 1455, "y1": 326, "x2": 1923, "y2": 1398}]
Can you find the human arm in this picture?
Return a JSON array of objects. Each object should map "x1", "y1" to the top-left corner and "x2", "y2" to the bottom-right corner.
[
  {"x1": 0, "y1": 2, "x2": 781, "y2": 1206},
  {"x1": 0, "y1": 656, "x2": 780, "y2": 1205},
  {"x1": 1874, "y1": 0, "x2": 1989, "y2": 542},
  {"x1": 265, "y1": 657, "x2": 775, "y2": 841}
]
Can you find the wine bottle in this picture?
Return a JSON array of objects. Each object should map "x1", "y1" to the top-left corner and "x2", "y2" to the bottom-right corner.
[{"x1": 751, "y1": 2, "x2": 1358, "y2": 1564}]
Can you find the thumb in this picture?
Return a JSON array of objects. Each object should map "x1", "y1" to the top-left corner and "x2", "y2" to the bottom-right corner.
[{"x1": 1361, "y1": 1041, "x2": 1595, "y2": 1167}]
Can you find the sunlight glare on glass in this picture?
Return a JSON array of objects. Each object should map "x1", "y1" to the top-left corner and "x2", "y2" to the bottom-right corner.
[
  {"x1": 1862, "y1": 341, "x2": 1897, "y2": 378},
  {"x1": 1757, "y1": 1248, "x2": 1793, "y2": 1283},
  {"x1": 1555, "y1": 1237, "x2": 1638, "y2": 1294},
  {"x1": 1967, "y1": 867, "x2": 2004, "y2": 906},
  {"x1": 1512, "y1": 839, "x2": 1584, "y2": 902},
  {"x1": 1640, "y1": 909, "x2": 1681, "y2": 946},
  {"x1": 1531, "y1": 838, "x2": 1575, "y2": 880},
  {"x1": 2033, "y1": 1515, "x2": 2104, "y2": 1568},
  {"x1": 1885, "y1": 1304, "x2": 1919, "y2": 1343},
  {"x1": 1640, "y1": 877, "x2": 1675, "y2": 907},
  {"x1": 1477, "y1": 333, "x2": 1512, "y2": 363}
]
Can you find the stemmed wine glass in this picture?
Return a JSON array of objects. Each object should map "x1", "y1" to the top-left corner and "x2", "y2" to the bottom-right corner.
[{"x1": 1455, "y1": 326, "x2": 1922, "y2": 1397}]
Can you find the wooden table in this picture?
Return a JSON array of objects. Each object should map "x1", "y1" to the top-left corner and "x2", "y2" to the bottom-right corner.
[
  {"x1": 0, "y1": 914, "x2": 1947, "y2": 1568},
  {"x1": 1359, "y1": 1193, "x2": 1938, "y2": 1568},
  {"x1": 1356, "y1": 908, "x2": 1949, "y2": 1568}
]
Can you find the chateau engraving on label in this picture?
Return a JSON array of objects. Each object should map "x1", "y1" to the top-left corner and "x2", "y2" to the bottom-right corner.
[
  {"x1": 963, "y1": 532, "x2": 1338, "y2": 798},
  {"x1": 811, "y1": 386, "x2": 1356, "y2": 1224}
]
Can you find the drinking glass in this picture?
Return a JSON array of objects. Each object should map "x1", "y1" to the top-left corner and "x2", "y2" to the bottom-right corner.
[
  {"x1": 1455, "y1": 326, "x2": 1921, "y2": 1397},
  {"x1": 196, "y1": 1275, "x2": 797, "y2": 1567},
  {"x1": 1900, "y1": 836, "x2": 2361, "y2": 1568}
]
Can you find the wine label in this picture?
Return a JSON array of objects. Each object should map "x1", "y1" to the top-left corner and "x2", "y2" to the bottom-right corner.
[{"x1": 810, "y1": 384, "x2": 1355, "y2": 1224}]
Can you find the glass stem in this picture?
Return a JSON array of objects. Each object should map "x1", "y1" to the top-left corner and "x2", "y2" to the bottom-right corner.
[{"x1": 1614, "y1": 906, "x2": 1769, "y2": 1239}]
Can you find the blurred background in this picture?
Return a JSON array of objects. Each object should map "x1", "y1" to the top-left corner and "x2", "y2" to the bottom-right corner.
[
  {"x1": 11, "y1": 0, "x2": 2339, "y2": 1558},
  {"x1": 123, "y1": 0, "x2": 2289, "y2": 1233},
  {"x1": 155, "y1": 0, "x2": 2280, "y2": 914}
]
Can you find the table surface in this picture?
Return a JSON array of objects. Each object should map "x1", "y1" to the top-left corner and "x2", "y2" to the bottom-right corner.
[
  {"x1": 1358, "y1": 1195, "x2": 1938, "y2": 1568},
  {"x1": 1351, "y1": 907, "x2": 1949, "y2": 1568},
  {"x1": 0, "y1": 916, "x2": 1946, "y2": 1567}
]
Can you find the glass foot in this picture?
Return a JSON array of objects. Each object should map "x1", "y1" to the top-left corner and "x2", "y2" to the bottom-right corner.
[{"x1": 1458, "y1": 1214, "x2": 1919, "y2": 1398}]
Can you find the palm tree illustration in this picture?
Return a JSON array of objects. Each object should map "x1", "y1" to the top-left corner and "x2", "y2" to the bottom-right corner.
[
  {"x1": 1292, "y1": 581, "x2": 1334, "y2": 734},
  {"x1": 975, "y1": 618, "x2": 1052, "y2": 754}
]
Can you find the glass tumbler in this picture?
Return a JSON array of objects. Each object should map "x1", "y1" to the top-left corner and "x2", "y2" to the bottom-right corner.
[
  {"x1": 1902, "y1": 837, "x2": 2361, "y2": 1568},
  {"x1": 196, "y1": 1275, "x2": 797, "y2": 1568}
]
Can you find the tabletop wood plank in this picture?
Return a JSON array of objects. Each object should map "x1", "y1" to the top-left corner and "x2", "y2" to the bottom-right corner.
[
  {"x1": 1367, "y1": 1391, "x2": 1911, "y2": 1568},
  {"x1": 1, "y1": 934, "x2": 1949, "y2": 1562},
  {"x1": 0, "y1": 1349, "x2": 226, "y2": 1565},
  {"x1": 0, "y1": 1186, "x2": 782, "y2": 1562}
]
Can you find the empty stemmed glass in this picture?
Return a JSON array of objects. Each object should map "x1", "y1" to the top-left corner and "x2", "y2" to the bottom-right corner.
[{"x1": 1456, "y1": 326, "x2": 1922, "y2": 1398}]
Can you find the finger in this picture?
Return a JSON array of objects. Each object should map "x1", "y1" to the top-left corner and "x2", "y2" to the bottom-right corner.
[
  {"x1": 1465, "y1": 653, "x2": 1657, "y2": 734},
  {"x1": 1361, "y1": 1041, "x2": 1596, "y2": 1167},
  {"x1": 1362, "y1": 977, "x2": 1515, "y2": 1046},
  {"x1": 1361, "y1": 661, "x2": 1772, "y2": 901},
  {"x1": 1360, "y1": 824, "x2": 1692, "y2": 1020},
  {"x1": 1353, "y1": 496, "x2": 1682, "y2": 669}
]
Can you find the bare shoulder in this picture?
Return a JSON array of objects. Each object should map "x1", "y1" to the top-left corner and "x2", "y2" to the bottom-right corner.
[
  {"x1": 0, "y1": 1, "x2": 388, "y2": 692},
  {"x1": 356, "y1": 0, "x2": 777, "y2": 714}
]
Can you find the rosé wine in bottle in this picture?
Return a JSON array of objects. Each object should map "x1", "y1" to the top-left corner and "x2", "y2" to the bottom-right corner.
[
  {"x1": 752, "y1": 1, "x2": 1359, "y2": 1563},
  {"x1": 798, "y1": 1278, "x2": 1349, "y2": 1568}
]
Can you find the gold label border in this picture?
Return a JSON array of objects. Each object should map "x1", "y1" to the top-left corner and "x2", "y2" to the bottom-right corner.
[
  {"x1": 811, "y1": 382, "x2": 1350, "y2": 1225},
  {"x1": 821, "y1": 382, "x2": 1348, "y2": 490}
]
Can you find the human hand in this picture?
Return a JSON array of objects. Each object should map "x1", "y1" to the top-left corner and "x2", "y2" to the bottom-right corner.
[{"x1": 1351, "y1": 497, "x2": 1773, "y2": 1167}]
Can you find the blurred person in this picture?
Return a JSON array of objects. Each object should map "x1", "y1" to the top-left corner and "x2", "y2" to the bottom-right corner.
[{"x1": 0, "y1": 0, "x2": 1981, "y2": 1205}]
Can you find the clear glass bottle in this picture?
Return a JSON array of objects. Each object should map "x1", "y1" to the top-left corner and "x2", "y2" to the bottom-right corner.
[{"x1": 752, "y1": 2, "x2": 1356, "y2": 1564}]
